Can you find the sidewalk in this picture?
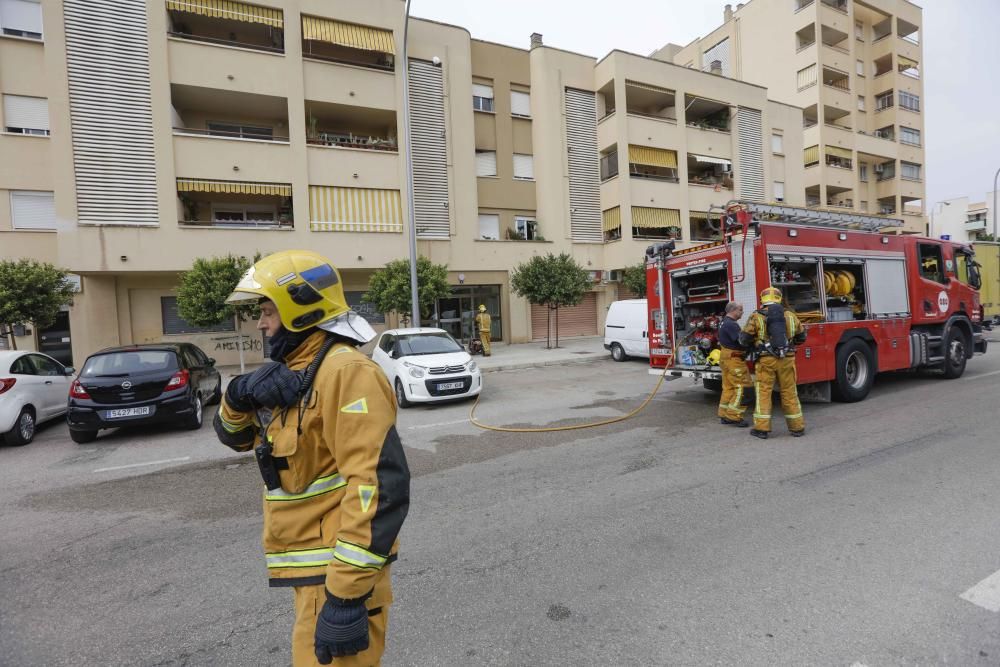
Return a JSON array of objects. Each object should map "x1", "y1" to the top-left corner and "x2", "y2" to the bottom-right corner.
[{"x1": 217, "y1": 335, "x2": 609, "y2": 378}]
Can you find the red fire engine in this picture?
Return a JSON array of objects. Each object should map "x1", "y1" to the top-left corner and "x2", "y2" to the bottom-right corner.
[{"x1": 646, "y1": 201, "x2": 988, "y2": 402}]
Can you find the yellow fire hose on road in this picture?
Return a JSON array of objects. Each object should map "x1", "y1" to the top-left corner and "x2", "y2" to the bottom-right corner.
[{"x1": 469, "y1": 364, "x2": 671, "y2": 433}]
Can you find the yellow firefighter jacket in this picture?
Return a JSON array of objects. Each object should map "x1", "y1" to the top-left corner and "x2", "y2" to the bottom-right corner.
[
  {"x1": 214, "y1": 331, "x2": 410, "y2": 607},
  {"x1": 742, "y1": 307, "x2": 806, "y2": 353},
  {"x1": 474, "y1": 312, "x2": 491, "y2": 334}
]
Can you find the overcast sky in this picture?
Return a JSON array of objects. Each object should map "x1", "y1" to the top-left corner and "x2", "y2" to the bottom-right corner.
[{"x1": 413, "y1": 0, "x2": 1000, "y2": 208}]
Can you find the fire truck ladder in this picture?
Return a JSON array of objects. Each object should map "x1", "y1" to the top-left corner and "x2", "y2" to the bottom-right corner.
[{"x1": 729, "y1": 201, "x2": 903, "y2": 233}]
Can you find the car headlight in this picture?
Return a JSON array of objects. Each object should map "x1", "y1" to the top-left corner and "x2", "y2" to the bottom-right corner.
[
  {"x1": 403, "y1": 362, "x2": 425, "y2": 378},
  {"x1": 467, "y1": 360, "x2": 478, "y2": 372}
]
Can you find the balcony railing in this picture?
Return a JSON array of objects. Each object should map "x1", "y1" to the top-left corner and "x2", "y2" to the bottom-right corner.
[
  {"x1": 173, "y1": 126, "x2": 289, "y2": 142},
  {"x1": 824, "y1": 78, "x2": 850, "y2": 91},
  {"x1": 307, "y1": 132, "x2": 397, "y2": 151},
  {"x1": 795, "y1": 0, "x2": 815, "y2": 11},
  {"x1": 167, "y1": 31, "x2": 283, "y2": 54}
]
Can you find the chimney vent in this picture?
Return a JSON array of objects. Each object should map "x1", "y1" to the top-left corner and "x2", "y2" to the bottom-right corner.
[
  {"x1": 530, "y1": 32, "x2": 543, "y2": 49},
  {"x1": 724, "y1": 4, "x2": 733, "y2": 21}
]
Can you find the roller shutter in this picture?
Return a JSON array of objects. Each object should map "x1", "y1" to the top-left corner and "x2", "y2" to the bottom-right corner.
[
  {"x1": 3, "y1": 94, "x2": 48, "y2": 132},
  {"x1": 736, "y1": 107, "x2": 765, "y2": 202},
  {"x1": 408, "y1": 59, "x2": 449, "y2": 239},
  {"x1": 564, "y1": 88, "x2": 602, "y2": 242},
  {"x1": 64, "y1": 0, "x2": 158, "y2": 226},
  {"x1": 530, "y1": 292, "x2": 598, "y2": 340}
]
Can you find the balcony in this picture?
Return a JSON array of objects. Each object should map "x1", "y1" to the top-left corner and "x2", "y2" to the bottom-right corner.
[
  {"x1": 305, "y1": 101, "x2": 397, "y2": 152},
  {"x1": 628, "y1": 145, "x2": 679, "y2": 183},
  {"x1": 825, "y1": 184, "x2": 854, "y2": 209},
  {"x1": 897, "y1": 18, "x2": 920, "y2": 45},
  {"x1": 824, "y1": 104, "x2": 852, "y2": 132},
  {"x1": 176, "y1": 178, "x2": 293, "y2": 230},
  {"x1": 302, "y1": 60, "x2": 395, "y2": 110},
  {"x1": 822, "y1": 66, "x2": 850, "y2": 92},
  {"x1": 796, "y1": 24, "x2": 816, "y2": 52},
  {"x1": 170, "y1": 85, "x2": 290, "y2": 144},
  {"x1": 166, "y1": 0, "x2": 284, "y2": 54},
  {"x1": 688, "y1": 153, "x2": 733, "y2": 189},
  {"x1": 597, "y1": 80, "x2": 616, "y2": 120},
  {"x1": 167, "y1": 35, "x2": 287, "y2": 97},
  {"x1": 625, "y1": 81, "x2": 676, "y2": 123},
  {"x1": 875, "y1": 159, "x2": 896, "y2": 181},
  {"x1": 820, "y1": 0, "x2": 848, "y2": 13},
  {"x1": 684, "y1": 95, "x2": 730, "y2": 133},
  {"x1": 301, "y1": 15, "x2": 396, "y2": 72},
  {"x1": 877, "y1": 195, "x2": 897, "y2": 216},
  {"x1": 689, "y1": 211, "x2": 723, "y2": 243},
  {"x1": 600, "y1": 148, "x2": 619, "y2": 182}
]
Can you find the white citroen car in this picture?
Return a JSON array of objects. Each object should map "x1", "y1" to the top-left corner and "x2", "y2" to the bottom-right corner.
[
  {"x1": 0, "y1": 351, "x2": 74, "y2": 446},
  {"x1": 372, "y1": 328, "x2": 482, "y2": 408}
]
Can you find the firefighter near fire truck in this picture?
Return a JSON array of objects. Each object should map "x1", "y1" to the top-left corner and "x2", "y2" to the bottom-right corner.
[
  {"x1": 646, "y1": 201, "x2": 988, "y2": 410},
  {"x1": 717, "y1": 301, "x2": 753, "y2": 426},
  {"x1": 474, "y1": 304, "x2": 492, "y2": 356},
  {"x1": 213, "y1": 250, "x2": 410, "y2": 667},
  {"x1": 739, "y1": 287, "x2": 807, "y2": 439}
]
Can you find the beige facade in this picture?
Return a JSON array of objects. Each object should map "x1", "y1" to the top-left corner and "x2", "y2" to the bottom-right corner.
[
  {"x1": 669, "y1": 0, "x2": 925, "y2": 232},
  {"x1": 3, "y1": 0, "x2": 809, "y2": 363}
]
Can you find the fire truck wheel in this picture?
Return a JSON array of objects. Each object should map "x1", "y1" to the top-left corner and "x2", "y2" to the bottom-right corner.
[
  {"x1": 941, "y1": 328, "x2": 968, "y2": 379},
  {"x1": 702, "y1": 378, "x2": 723, "y2": 393},
  {"x1": 832, "y1": 339, "x2": 875, "y2": 403},
  {"x1": 610, "y1": 343, "x2": 627, "y2": 362}
]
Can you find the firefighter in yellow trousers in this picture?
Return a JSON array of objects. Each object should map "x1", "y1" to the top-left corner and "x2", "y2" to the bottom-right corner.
[
  {"x1": 474, "y1": 304, "x2": 492, "y2": 356},
  {"x1": 214, "y1": 250, "x2": 410, "y2": 666},
  {"x1": 717, "y1": 302, "x2": 753, "y2": 426},
  {"x1": 739, "y1": 287, "x2": 807, "y2": 440}
]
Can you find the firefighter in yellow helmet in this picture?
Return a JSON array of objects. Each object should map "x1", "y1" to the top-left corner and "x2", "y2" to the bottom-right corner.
[
  {"x1": 213, "y1": 250, "x2": 410, "y2": 666},
  {"x1": 474, "y1": 304, "x2": 492, "y2": 357},
  {"x1": 739, "y1": 286, "x2": 807, "y2": 439}
]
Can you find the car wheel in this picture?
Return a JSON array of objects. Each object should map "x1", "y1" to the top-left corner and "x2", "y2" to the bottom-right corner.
[
  {"x1": 70, "y1": 429, "x2": 98, "y2": 444},
  {"x1": 394, "y1": 379, "x2": 411, "y2": 409},
  {"x1": 4, "y1": 407, "x2": 36, "y2": 446},
  {"x1": 610, "y1": 343, "x2": 627, "y2": 362},
  {"x1": 941, "y1": 328, "x2": 968, "y2": 380},
  {"x1": 832, "y1": 339, "x2": 875, "y2": 403},
  {"x1": 185, "y1": 393, "x2": 204, "y2": 430},
  {"x1": 207, "y1": 381, "x2": 222, "y2": 406}
]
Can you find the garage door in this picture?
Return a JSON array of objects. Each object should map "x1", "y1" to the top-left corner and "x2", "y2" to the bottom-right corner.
[{"x1": 531, "y1": 292, "x2": 598, "y2": 341}]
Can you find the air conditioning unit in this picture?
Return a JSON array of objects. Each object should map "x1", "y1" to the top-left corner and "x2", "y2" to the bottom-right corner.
[{"x1": 606, "y1": 269, "x2": 623, "y2": 282}]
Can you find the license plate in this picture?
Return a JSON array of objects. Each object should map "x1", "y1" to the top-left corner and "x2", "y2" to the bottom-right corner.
[
  {"x1": 437, "y1": 381, "x2": 464, "y2": 391},
  {"x1": 104, "y1": 406, "x2": 152, "y2": 420}
]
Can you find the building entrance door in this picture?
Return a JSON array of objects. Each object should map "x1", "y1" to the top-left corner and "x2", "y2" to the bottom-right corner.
[
  {"x1": 38, "y1": 310, "x2": 73, "y2": 366},
  {"x1": 433, "y1": 286, "x2": 502, "y2": 343}
]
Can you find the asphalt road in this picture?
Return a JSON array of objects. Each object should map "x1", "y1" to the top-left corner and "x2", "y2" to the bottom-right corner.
[{"x1": 2, "y1": 347, "x2": 1000, "y2": 666}]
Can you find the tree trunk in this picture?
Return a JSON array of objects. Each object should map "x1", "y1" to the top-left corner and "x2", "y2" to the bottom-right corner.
[
  {"x1": 555, "y1": 306, "x2": 560, "y2": 348},
  {"x1": 235, "y1": 314, "x2": 245, "y2": 374},
  {"x1": 545, "y1": 306, "x2": 551, "y2": 349},
  {"x1": 6, "y1": 327, "x2": 16, "y2": 351}
]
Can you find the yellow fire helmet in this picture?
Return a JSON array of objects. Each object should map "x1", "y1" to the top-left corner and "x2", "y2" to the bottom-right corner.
[
  {"x1": 707, "y1": 348, "x2": 722, "y2": 366},
  {"x1": 479, "y1": 304, "x2": 487, "y2": 312},
  {"x1": 226, "y1": 250, "x2": 349, "y2": 332},
  {"x1": 760, "y1": 286, "x2": 783, "y2": 305}
]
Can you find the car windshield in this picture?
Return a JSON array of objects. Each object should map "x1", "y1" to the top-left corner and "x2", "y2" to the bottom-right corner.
[
  {"x1": 397, "y1": 333, "x2": 463, "y2": 356},
  {"x1": 81, "y1": 351, "x2": 178, "y2": 377}
]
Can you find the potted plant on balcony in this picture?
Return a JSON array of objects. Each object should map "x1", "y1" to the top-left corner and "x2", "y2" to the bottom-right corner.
[
  {"x1": 278, "y1": 197, "x2": 293, "y2": 225},
  {"x1": 179, "y1": 194, "x2": 199, "y2": 223},
  {"x1": 666, "y1": 225, "x2": 682, "y2": 240}
]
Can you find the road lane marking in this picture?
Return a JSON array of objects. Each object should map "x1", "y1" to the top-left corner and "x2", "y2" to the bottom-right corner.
[
  {"x1": 406, "y1": 419, "x2": 470, "y2": 430},
  {"x1": 969, "y1": 369, "x2": 1000, "y2": 381},
  {"x1": 93, "y1": 456, "x2": 191, "y2": 473},
  {"x1": 960, "y1": 569, "x2": 1000, "y2": 612}
]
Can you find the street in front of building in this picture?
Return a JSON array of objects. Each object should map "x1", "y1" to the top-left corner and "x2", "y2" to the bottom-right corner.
[{"x1": 3, "y1": 353, "x2": 1000, "y2": 666}]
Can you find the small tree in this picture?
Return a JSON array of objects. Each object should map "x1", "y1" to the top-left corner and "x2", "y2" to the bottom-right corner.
[
  {"x1": 621, "y1": 262, "x2": 648, "y2": 299},
  {"x1": 511, "y1": 253, "x2": 591, "y2": 348},
  {"x1": 0, "y1": 259, "x2": 76, "y2": 350},
  {"x1": 176, "y1": 255, "x2": 258, "y2": 373},
  {"x1": 364, "y1": 256, "x2": 451, "y2": 326}
]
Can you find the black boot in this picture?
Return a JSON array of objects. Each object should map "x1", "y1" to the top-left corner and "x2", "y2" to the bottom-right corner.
[
  {"x1": 720, "y1": 417, "x2": 749, "y2": 428},
  {"x1": 750, "y1": 429, "x2": 768, "y2": 440}
]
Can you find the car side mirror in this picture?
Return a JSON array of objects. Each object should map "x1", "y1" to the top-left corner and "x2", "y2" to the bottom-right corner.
[
  {"x1": 207, "y1": 358, "x2": 216, "y2": 366},
  {"x1": 64, "y1": 366, "x2": 75, "y2": 376}
]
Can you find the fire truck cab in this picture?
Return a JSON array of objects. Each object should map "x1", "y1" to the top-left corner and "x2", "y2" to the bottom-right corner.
[{"x1": 646, "y1": 202, "x2": 988, "y2": 402}]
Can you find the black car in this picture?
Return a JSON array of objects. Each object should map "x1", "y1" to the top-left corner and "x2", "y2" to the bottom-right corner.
[{"x1": 67, "y1": 343, "x2": 222, "y2": 444}]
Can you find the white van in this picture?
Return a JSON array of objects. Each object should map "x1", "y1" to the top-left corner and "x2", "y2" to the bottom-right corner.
[{"x1": 604, "y1": 299, "x2": 649, "y2": 361}]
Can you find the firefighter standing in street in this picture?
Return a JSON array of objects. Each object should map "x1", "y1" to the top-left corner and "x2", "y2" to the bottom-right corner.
[
  {"x1": 717, "y1": 301, "x2": 753, "y2": 427},
  {"x1": 474, "y1": 304, "x2": 492, "y2": 356},
  {"x1": 739, "y1": 287, "x2": 807, "y2": 439},
  {"x1": 213, "y1": 250, "x2": 410, "y2": 666}
]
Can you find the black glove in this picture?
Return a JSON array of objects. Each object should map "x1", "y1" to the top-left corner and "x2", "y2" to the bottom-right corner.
[
  {"x1": 314, "y1": 593, "x2": 369, "y2": 664},
  {"x1": 225, "y1": 363, "x2": 304, "y2": 412}
]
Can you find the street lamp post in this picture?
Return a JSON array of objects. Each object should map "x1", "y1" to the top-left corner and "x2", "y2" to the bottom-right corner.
[
  {"x1": 401, "y1": 0, "x2": 421, "y2": 327},
  {"x1": 993, "y1": 166, "x2": 999, "y2": 241}
]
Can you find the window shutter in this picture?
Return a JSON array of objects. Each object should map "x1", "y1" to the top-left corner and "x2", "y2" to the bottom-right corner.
[
  {"x1": 408, "y1": 59, "x2": 450, "y2": 239},
  {"x1": 773, "y1": 181, "x2": 785, "y2": 202},
  {"x1": 472, "y1": 84, "x2": 494, "y2": 99},
  {"x1": 475, "y1": 150, "x2": 497, "y2": 177},
  {"x1": 0, "y1": 0, "x2": 43, "y2": 35},
  {"x1": 564, "y1": 87, "x2": 602, "y2": 242},
  {"x1": 512, "y1": 153, "x2": 534, "y2": 180},
  {"x1": 771, "y1": 133, "x2": 783, "y2": 154},
  {"x1": 736, "y1": 107, "x2": 765, "y2": 202},
  {"x1": 510, "y1": 91, "x2": 531, "y2": 117},
  {"x1": 477, "y1": 214, "x2": 500, "y2": 240},
  {"x1": 2, "y1": 94, "x2": 49, "y2": 131},
  {"x1": 10, "y1": 191, "x2": 55, "y2": 230}
]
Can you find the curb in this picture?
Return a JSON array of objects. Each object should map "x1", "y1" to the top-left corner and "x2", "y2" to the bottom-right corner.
[{"x1": 479, "y1": 355, "x2": 607, "y2": 374}]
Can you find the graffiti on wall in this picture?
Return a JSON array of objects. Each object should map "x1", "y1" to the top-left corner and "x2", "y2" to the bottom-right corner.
[
  {"x1": 345, "y1": 291, "x2": 385, "y2": 324},
  {"x1": 212, "y1": 335, "x2": 263, "y2": 353}
]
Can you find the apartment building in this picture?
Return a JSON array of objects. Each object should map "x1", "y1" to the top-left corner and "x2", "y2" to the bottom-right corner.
[
  {"x1": 666, "y1": 0, "x2": 925, "y2": 232},
  {"x1": 1, "y1": 0, "x2": 802, "y2": 365},
  {"x1": 929, "y1": 195, "x2": 996, "y2": 243}
]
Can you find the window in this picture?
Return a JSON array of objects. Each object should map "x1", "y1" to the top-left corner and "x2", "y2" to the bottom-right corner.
[
  {"x1": 899, "y1": 91, "x2": 920, "y2": 112},
  {"x1": 513, "y1": 153, "x2": 534, "y2": 180},
  {"x1": 956, "y1": 252, "x2": 982, "y2": 290},
  {"x1": 774, "y1": 181, "x2": 785, "y2": 202},
  {"x1": 472, "y1": 84, "x2": 494, "y2": 113},
  {"x1": 771, "y1": 133, "x2": 783, "y2": 154},
  {"x1": 510, "y1": 90, "x2": 531, "y2": 118},
  {"x1": 901, "y1": 161, "x2": 921, "y2": 181},
  {"x1": 515, "y1": 216, "x2": 537, "y2": 240},
  {"x1": 9, "y1": 356, "x2": 36, "y2": 375},
  {"x1": 478, "y1": 214, "x2": 500, "y2": 240},
  {"x1": 855, "y1": 20, "x2": 864, "y2": 40},
  {"x1": 859, "y1": 163, "x2": 868, "y2": 181},
  {"x1": 3, "y1": 94, "x2": 49, "y2": 135},
  {"x1": 856, "y1": 60, "x2": 864, "y2": 76},
  {"x1": 600, "y1": 150, "x2": 619, "y2": 181},
  {"x1": 210, "y1": 204, "x2": 277, "y2": 225},
  {"x1": 0, "y1": 0, "x2": 43, "y2": 39},
  {"x1": 917, "y1": 244, "x2": 945, "y2": 284},
  {"x1": 378, "y1": 334, "x2": 396, "y2": 354},
  {"x1": 206, "y1": 122, "x2": 273, "y2": 141},
  {"x1": 857, "y1": 95, "x2": 866, "y2": 111},
  {"x1": 474, "y1": 150, "x2": 497, "y2": 177},
  {"x1": 161, "y1": 297, "x2": 235, "y2": 335},
  {"x1": 10, "y1": 190, "x2": 55, "y2": 230},
  {"x1": 900, "y1": 126, "x2": 921, "y2": 146}
]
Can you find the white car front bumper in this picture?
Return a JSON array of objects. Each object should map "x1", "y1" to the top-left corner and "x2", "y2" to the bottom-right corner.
[{"x1": 401, "y1": 371, "x2": 483, "y2": 403}]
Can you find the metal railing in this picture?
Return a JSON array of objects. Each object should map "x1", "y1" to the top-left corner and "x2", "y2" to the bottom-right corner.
[
  {"x1": 307, "y1": 132, "x2": 398, "y2": 151},
  {"x1": 167, "y1": 31, "x2": 284, "y2": 54},
  {"x1": 173, "y1": 126, "x2": 289, "y2": 142}
]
